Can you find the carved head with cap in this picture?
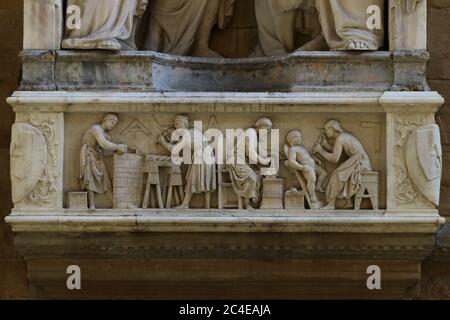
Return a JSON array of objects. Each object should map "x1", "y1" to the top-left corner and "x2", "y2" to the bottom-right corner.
[
  {"x1": 174, "y1": 115, "x2": 190, "y2": 130},
  {"x1": 255, "y1": 117, "x2": 273, "y2": 132},
  {"x1": 102, "y1": 113, "x2": 119, "y2": 131}
]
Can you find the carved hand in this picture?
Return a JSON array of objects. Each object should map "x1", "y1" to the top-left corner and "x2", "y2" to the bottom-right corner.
[
  {"x1": 136, "y1": 0, "x2": 148, "y2": 16},
  {"x1": 157, "y1": 135, "x2": 166, "y2": 145},
  {"x1": 259, "y1": 156, "x2": 271, "y2": 166},
  {"x1": 313, "y1": 144, "x2": 323, "y2": 155},
  {"x1": 116, "y1": 144, "x2": 128, "y2": 154}
]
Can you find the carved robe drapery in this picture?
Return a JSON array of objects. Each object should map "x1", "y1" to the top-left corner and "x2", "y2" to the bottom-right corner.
[
  {"x1": 183, "y1": 128, "x2": 217, "y2": 194},
  {"x1": 62, "y1": 0, "x2": 144, "y2": 50},
  {"x1": 254, "y1": 0, "x2": 303, "y2": 56},
  {"x1": 325, "y1": 133, "x2": 373, "y2": 202},
  {"x1": 317, "y1": 0, "x2": 385, "y2": 50},
  {"x1": 255, "y1": 0, "x2": 385, "y2": 56},
  {"x1": 79, "y1": 125, "x2": 112, "y2": 194},
  {"x1": 142, "y1": 0, "x2": 236, "y2": 56}
]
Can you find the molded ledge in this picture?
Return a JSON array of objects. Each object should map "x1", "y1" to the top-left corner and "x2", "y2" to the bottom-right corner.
[{"x1": 5, "y1": 210, "x2": 445, "y2": 234}]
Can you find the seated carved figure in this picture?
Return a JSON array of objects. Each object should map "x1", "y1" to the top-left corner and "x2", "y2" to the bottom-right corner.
[
  {"x1": 313, "y1": 120, "x2": 373, "y2": 210},
  {"x1": 227, "y1": 118, "x2": 272, "y2": 210},
  {"x1": 141, "y1": 0, "x2": 236, "y2": 57},
  {"x1": 254, "y1": 0, "x2": 385, "y2": 56},
  {"x1": 62, "y1": 0, "x2": 148, "y2": 51},
  {"x1": 284, "y1": 130, "x2": 328, "y2": 206}
]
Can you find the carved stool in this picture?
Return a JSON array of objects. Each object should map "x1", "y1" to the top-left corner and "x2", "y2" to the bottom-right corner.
[
  {"x1": 260, "y1": 177, "x2": 285, "y2": 210},
  {"x1": 284, "y1": 188, "x2": 306, "y2": 210},
  {"x1": 165, "y1": 165, "x2": 184, "y2": 209},
  {"x1": 354, "y1": 171, "x2": 379, "y2": 210},
  {"x1": 142, "y1": 162, "x2": 164, "y2": 209}
]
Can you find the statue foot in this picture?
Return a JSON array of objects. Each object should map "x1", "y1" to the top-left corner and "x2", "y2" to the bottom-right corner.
[
  {"x1": 191, "y1": 47, "x2": 223, "y2": 58},
  {"x1": 296, "y1": 35, "x2": 328, "y2": 51},
  {"x1": 174, "y1": 203, "x2": 189, "y2": 210},
  {"x1": 342, "y1": 199, "x2": 354, "y2": 210},
  {"x1": 345, "y1": 39, "x2": 372, "y2": 51},
  {"x1": 88, "y1": 206, "x2": 96, "y2": 213},
  {"x1": 96, "y1": 39, "x2": 122, "y2": 51},
  {"x1": 321, "y1": 202, "x2": 336, "y2": 210}
]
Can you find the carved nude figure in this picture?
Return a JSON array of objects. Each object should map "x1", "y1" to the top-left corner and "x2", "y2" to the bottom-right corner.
[
  {"x1": 142, "y1": 0, "x2": 236, "y2": 57},
  {"x1": 284, "y1": 130, "x2": 328, "y2": 205},
  {"x1": 157, "y1": 115, "x2": 216, "y2": 209},
  {"x1": 62, "y1": 0, "x2": 148, "y2": 50},
  {"x1": 226, "y1": 118, "x2": 272, "y2": 210},
  {"x1": 79, "y1": 114, "x2": 128, "y2": 210},
  {"x1": 313, "y1": 120, "x2": 373, "y2": 210},
  {"x1": 254, "y1": 0, "x2": 385, "y2": 56}
]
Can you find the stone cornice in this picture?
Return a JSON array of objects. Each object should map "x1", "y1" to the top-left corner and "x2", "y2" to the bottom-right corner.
[
  {"x1": 7, "y1": 91, "x2": 444, "y2": 113},
  {"x1": 5, "y1": 210, "x2": 444, "y2": 234}
]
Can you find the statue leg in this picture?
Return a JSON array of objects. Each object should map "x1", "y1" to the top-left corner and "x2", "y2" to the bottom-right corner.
[
  {"x1": 315, "y1": 166, "x2": 328, "y2": 193},
  {"x1": 322, "y1": 197, "x2": 336, "y2": 210},
  {"x1": 302, "y1": 167, "x2": 318, "y2": 203},
  {"x1": 191, "y1": 0, "x2": 223, "y2": 58},
  {"x1": 88, "y1": 191, "x2": 96, "y2": 211},
  {"x1": 176, "y1": 191, "x2": 192, "y2": 209},
  {"x1": 205, "y1": 192, "x2": 211, "y2": 209}
]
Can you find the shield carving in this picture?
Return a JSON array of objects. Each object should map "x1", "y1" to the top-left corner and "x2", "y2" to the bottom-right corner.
[
  {"x1": 10, "y1": 123, "x2": 47, "y2": 204},
  {"x1": 405, "y1": 124, "x2": 442, "y2": 206}
]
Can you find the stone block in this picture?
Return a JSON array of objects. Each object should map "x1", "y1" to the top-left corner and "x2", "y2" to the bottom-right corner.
[{"x1": 66, "y1": 192, "x2": 88, "y2": 210}]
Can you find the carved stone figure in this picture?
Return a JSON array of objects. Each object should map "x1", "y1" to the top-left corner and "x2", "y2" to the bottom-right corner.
[
  {"x1": 284, "y1": 130, "x2": 328, "y2": 209},
  {"x1": 62, "y1": 0, "x2": 148, "y2": 51},
  {"x1": 405, "y1": 124, "x2": 442, "y2": 206},
  {"x1": 389, "y1": 0, "x2": 426, "y2": 50},
  {"x1": 226, "y1": 118, "x2": 272, "y2": 210},
  {"x1": 10, "y1": 123, "x2": 47, "y2": 204},
  {"x1": 313, "y1": 120, "x2": 373, "y2": 210},
  {"x1": 157, "y1": 115, "x2": 216, "y2": 209},
  {"x1": 24, "y1": 0, "x2": 64, "y2": 49},
  {"x1": 142, "y1": 0, "x2": 236, "y2": 57},
  {"x1": 317, "y1": 0, "x2": 385, "y2": 50},
  {"x1": 254, "y1": 0, "x2": 385, "y2": 56},
  {"x1": 79, "y1": 114, "x2": 128, "y2": 210}
]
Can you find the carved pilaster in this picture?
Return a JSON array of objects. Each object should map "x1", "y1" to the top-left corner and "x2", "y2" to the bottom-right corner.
[
  {"x1": 12, "y1": 112, "x2": 64, "y2": 209},
  {"x1": 389, "y1": 0, "x2": 427, "y2": 51},
  {"x1": 386, "y1": 113, "x2": 438, "y2": 210},
  {"x1": 23, "y1": 0, "x2": 64, "y2": 50}
]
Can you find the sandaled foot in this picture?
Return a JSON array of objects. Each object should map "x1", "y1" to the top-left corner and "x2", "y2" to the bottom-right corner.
[{"x1": 345, "y1": 39, "x2": 371, "y2": 51}]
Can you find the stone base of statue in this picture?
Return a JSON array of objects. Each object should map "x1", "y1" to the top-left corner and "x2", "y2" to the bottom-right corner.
[{"x1": 6, "y1": 86, "x2": 444, "y2": 298}]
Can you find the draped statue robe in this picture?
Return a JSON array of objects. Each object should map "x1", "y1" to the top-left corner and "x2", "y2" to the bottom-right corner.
[
  {"x1": 62, "y1": 0, "x2": 143, "y2": 50},
  {"x1": 255, "y1": 0, "x2": 385, "y2": 56},
  {"x1": 317, "y1": 0, "x2": 385, "y2": 50},
  {"x1": 142, "y1": 0, "x2": 236, "y2": 56}
]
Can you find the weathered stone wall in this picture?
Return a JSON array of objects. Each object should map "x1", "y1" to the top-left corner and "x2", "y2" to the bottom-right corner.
[
  {"x1": 0, "y1": 0, "x2": 28, "y2": 299},
  {"x1": 420, "y1": 0, "x2": 450, "y2": 299},
  {"x1": 0, "y1": 0, "x2": 449, "y2": 299}
]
